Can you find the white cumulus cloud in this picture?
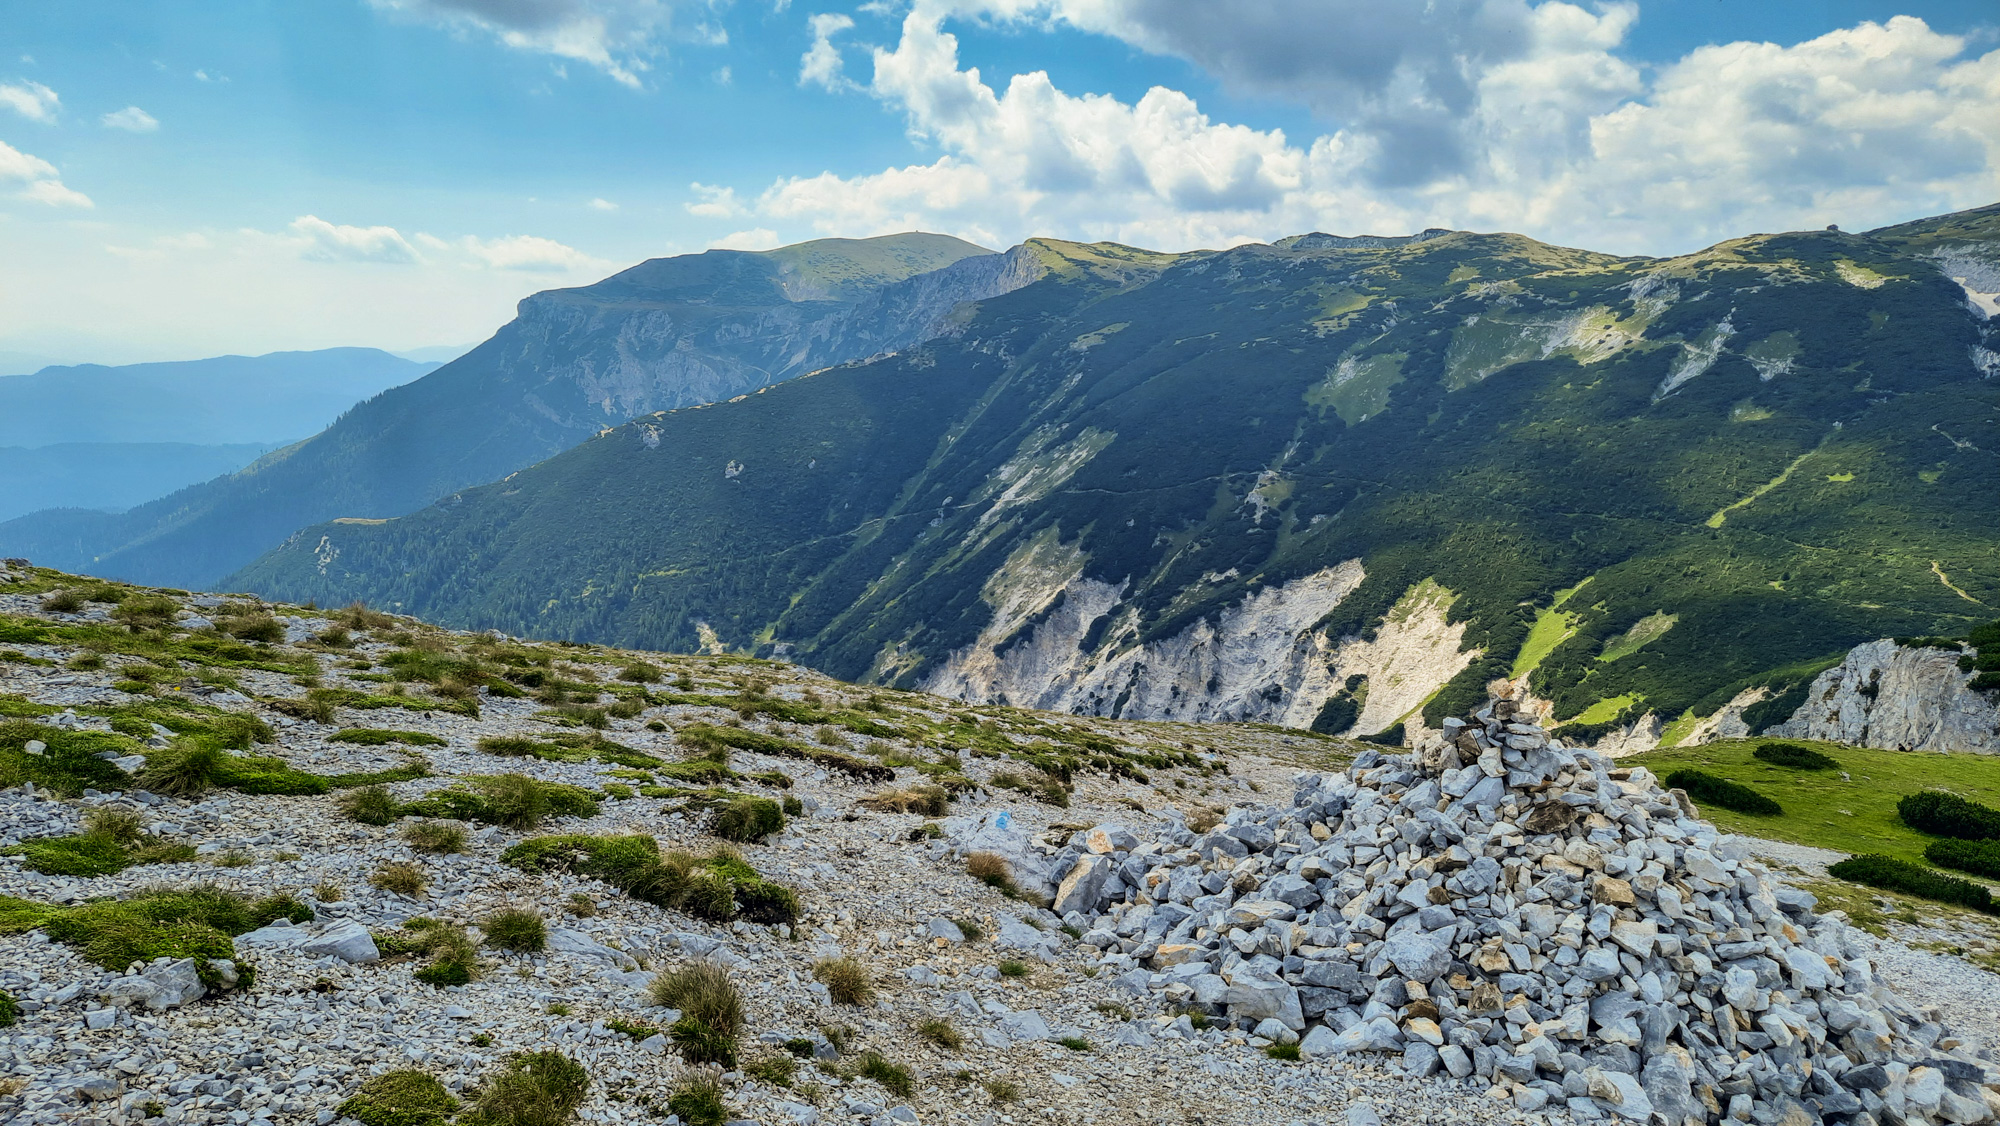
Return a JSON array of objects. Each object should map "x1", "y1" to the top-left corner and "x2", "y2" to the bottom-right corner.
[
  {"x1": 800, "y1": 12, "x2": 857, "y2": 90},
  {"x1": 102, "y1": 106, "x2": 160, "y2": 132},
  {"x1": 0, "y1": 139, "x2": 91, "y2": 208},
  {"x1": 460, "y1": 232, "x2": 607, "y2": 271},
  {"x1": 289, "y1": 215, "x2": 422, "y2": 264},
  {"x1": 686, "y1": 182, "x2": 744, "y2": 218},
  {"x1": 755, "y1": 8, "x2": 2000, "y2": 256},
  {"x1": 0, "y1": 80, "x2": 59, "y2": 122},
  {"x1": 588, "y1": 197, "x2": 618, "y2": 211},
  {"x1": 367, "y1": 0, "x2": 676, "y2": 87},
  {"x1": 709, "y1": 227, "x2": 781, "y2": 249}
]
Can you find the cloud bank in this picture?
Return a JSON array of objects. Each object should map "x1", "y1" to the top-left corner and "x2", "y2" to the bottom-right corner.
[{"x1": 758, "y1": 5, "x2": 2000, "y2": 255}]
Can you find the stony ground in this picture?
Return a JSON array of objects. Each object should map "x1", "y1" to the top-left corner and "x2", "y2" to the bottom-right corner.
[{"x1": 0, "y1": 564, "x2": 1996, "y2": 1126}]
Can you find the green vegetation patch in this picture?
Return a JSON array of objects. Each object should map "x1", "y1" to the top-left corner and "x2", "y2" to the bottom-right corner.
[
  {"x1": 475, "y1": 732, "x2": 661, "y2": 769},
  {"x1": 331, "y1": 728, "x2": 448, "y2": 747},
  {"x1": 8, "y1": 809, "x2": 194, "y2": 876},
  {"x1": 374, "y1": 918, "x2": 481, "y2": 985},
  {"x1": 501, "y1": 833, "x2": 797, "y2": 924},
  {"x1": 677, "y1": 723, "x2": 892, "y2": 782},
  {"x1": 1827, "y1": 854, "x2": 1997, "y2": 914},
  {"x1": 1665, "y1": 769, "x2": 1781, "y2": 815},
  {"x1": 460, "y1": 1050, "x2": 590, "y2": 1126},
  {"x1": 391, "y1": 774, "x2": 600, "y2": 830},
  {"x1": 0, "y1": 717, "x2": 137, "y2": 795},
  {"x1": 0, "y1": 885, "x2": 309, "y2": 981},
  {"x1": 337, "y1": 1070, "x2": 459, "y2": 1126},
  {"x1": 1630, "y1": 738, "x2": 2000, "y2": 865}
]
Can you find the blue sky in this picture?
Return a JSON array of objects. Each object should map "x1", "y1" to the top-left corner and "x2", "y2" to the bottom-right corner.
[{"x1": 2, "y1": 0, "x2": 1996, "y2": 364}]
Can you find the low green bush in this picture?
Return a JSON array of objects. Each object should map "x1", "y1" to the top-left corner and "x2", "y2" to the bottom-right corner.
[
  {"x1": 1899, "y1": 790, "x2": 2000, "y2": 841},
  {"x1": 337, "y1": 1069, "x2": 459, "y2": 1126},
  {"x1": 0, "y1": 987, "x2": 19, "y2": 1027},
  {"x1": 1664, "y1": 769, "x2": 1782, "y2": 815},
  {"x1": 1925, "y1": 837, "x2": 2000, "y2": 880},
  {"x1": 1828, "y1": 854, "x2": 1998, "y2": 913},
  {"x1": 1751, "y1": 742, "x2": 1839, "y2": 770}
]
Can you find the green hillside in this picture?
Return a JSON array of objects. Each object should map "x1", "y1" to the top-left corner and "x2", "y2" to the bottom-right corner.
[
  {"x1": 234, "y1": 207, "x2": 2000, "y2": 733},
  {"x1": 0, "y1": 234, "x2": 994, "y2": 591}
]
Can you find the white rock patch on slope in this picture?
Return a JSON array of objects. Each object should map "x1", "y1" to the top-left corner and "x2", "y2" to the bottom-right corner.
[
  {"x1": 1330, "y1": 579, "x2": 1478, "y2": 736},
  {"x1": 1769, "y1": 638, "x2": 2000, "y2": 753},
  {"x1": 926, "y1": 560, "x2": 1368, "y2": 725}
]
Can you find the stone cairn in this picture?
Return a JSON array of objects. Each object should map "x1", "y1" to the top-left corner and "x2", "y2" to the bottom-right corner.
[{"x1": 1046, "y1": 699, "x2": 1999, "y2": 1125}]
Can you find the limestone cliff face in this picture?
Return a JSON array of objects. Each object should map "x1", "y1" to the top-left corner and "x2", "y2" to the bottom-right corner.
[
  {"x1": 923, "y1": 556, "x2": 1479, "y2": 730},
  {"x1": 1768, "y1": 639, "x2": 2000, "y2": 753},
  {"x1": 506, "y1": 245, "x2": 1045, "y2": 431}
]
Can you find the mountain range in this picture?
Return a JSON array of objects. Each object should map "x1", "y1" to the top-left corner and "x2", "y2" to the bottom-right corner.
[
  {"x1": 0, "y1": 348, "x2": 435, "y2": 523},
  {"x1": 228, "y1": 205, "x2": 2000, "y2": 744},
  {"x1": 0, "y1": 234, "x2": 1010, "y2": 590}
]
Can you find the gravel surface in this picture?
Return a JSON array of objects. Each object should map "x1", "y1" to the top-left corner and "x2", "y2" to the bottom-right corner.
[{"x1": 3, "y1": 565, "x2": 1999, "y2": 1126}]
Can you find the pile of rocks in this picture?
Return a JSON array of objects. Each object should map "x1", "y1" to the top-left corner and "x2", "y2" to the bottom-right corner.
[{"x1": 1047, "y1": 700, "x2": 2000, "y2": 1125}]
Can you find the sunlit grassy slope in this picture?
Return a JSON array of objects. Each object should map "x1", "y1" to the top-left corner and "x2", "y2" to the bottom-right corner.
[{"x1": 1628, "y1": 738, "x2": 2000, "y2": 868}]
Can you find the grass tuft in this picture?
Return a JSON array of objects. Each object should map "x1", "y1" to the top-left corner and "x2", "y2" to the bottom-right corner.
[
  {"x1": 462, "y1": 1050, "x2": 590, "y2": 1126},
  {"x1": 857, "y1": 1052, "x2": 914, "y2": 1098},
  {"x1": 370, "y1": 861, "x2": 428, "y2": 898},
  {"x1": 402, "y1": 820, "x2": 467, "y2": 854},
  {"x1": 650, "y1": 961, "x2": 745, "y2": 1066},
  {"x1": 337, "y1": 1069, "x2": 458, "y2": 1126},
  {"x1": 917, "y1": 1017, "x2": 962, "y2": 1049},
  {"x1": 340, "y1": 784, "x2": 401, "y2": 826},
  {"x1": 664, "y1": 1073, "x2": 726, "y2": 1126},
  {"x1": 482, "y1": 908, "x2": 547, "y2": 952},
  {"x1": 711, "y1": 796, "x2": 785, "y2": 842},
  {"x1": 813, "y1": 956, "x2": 875, "y2": 1005}
]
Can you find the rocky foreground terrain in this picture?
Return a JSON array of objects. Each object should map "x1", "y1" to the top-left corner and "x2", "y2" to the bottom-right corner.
[{"x1": 2, "y1": 560, "x2": 1999, "y2": 1126}]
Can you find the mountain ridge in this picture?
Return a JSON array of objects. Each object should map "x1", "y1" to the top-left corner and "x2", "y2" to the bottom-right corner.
[{"x1": 232, "y1": 202, "x2": 2000, "y2": 740}]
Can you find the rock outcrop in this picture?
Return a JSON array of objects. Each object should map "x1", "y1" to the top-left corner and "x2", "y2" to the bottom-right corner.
[
  {"x1": 924, "y1": 565, "x2": 1475, "y2": 733},
  {"x1": 1771, "y1": 640, "x2": 2000, "y2": 754},
  {"x1": 1054, "y1": 700, "x2": 1999, "y2": 1124}
]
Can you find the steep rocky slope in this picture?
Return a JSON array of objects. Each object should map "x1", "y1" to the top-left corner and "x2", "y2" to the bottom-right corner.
[
  {"x1": 240, "y1": 205, "x2": 2000, "y2": 741},
  {"x1": 0, "y1": 235, "x2": 1015, "y2": 591},
  {"x1": 5, "y1": 564, "x2": 2000, "y2": 1126}
]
